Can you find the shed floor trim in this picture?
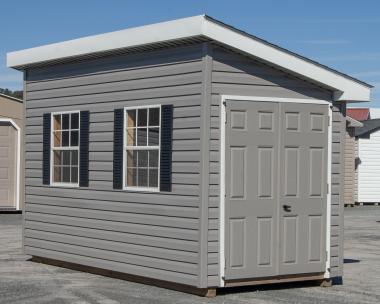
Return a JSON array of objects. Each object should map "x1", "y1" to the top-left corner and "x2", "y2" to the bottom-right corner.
[
  {"x1": 30, "y1": 256, "x2": 216, "y2": 297},
  {"x1": 224, "y1": 272, "x2": 325, "y2": 287}
]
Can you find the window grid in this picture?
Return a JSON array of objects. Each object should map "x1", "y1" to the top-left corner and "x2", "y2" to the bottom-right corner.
[
  {"x1": 124, "y1": 105, "x2": 161, "y2": 191},
  {"x1": 50, "y1": 111, "x2": 80, "y2": 187}
]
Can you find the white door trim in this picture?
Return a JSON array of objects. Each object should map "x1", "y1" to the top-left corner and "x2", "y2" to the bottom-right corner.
[
  {"x1": 219, "y1": 95, "x2": 332, "y2": 286},
  {"x1": 0, "y1": 118, "x2": 21, "y2": 210}
]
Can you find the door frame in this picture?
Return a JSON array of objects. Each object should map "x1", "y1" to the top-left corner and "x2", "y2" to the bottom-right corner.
[
  {"x1": 219, "y1": 95, "x2": 332, "y2": 287},
  {"x1": 0, "y1": 118, "x2": 21, "y2": 210}
]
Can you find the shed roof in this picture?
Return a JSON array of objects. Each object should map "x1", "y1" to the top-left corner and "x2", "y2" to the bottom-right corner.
[
  {"x1": 0, "y1": 93, "x2": 23, "y2": 103},
  {"x1": 347, "y1": 116, "x2": 363, "y2": 128},
  {"x1": 354, "y1": 119, "x2": 380, "y2": 137},
  {"x1": 7, "y1": 15, "x2": 372, "y2": 102},
  {"x1": 347, "y1": 108, "x2": 370, "y2": 121}
]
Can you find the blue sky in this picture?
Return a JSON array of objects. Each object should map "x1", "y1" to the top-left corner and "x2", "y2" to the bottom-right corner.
[{"x1": 1, "y1": 0, "x2": 379, "y2": 107}]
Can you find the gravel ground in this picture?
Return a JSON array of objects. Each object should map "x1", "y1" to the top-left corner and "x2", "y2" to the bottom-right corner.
[{"x1": 0, "y1": 207, "x2": 379, "y2": 304}]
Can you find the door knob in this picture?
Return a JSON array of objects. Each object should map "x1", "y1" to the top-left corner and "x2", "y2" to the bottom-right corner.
[{"x1": 283, "y1": 204, "x2": 292, "y2": 212}]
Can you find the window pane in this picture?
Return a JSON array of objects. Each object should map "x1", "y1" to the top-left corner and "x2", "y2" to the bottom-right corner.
[
  {"x1": 71, "y1": 166, "x2": 78, "y2": 183},
  {"x1": 137, "y1": 128, "x2": 147, "y2": 146},
  {"x1": 138, "y1": 168, "x2": 148, "y2": 187},
  {"x1": 148, "y1": 128, "x2": 160, "y2": 146},
  {"x1": 149, "y1": 150, "x2": 159, "y2": 167},
  {"x1": 149, "y1": 169, "x2": 158, "y2": 188},
  {"x1": 138, "y1": 150, "x2": 148, "y2": 167},
  {"x1": 71, "y1": 131, "x2": 79, "y2": 146},
  {"x1": 127, "y1": 128, "x2": 136, "y2": 146},
  {"x1": 53, "y1": 131, "x2": 61, "y2": 147},
  {"x1": 62, "y1": 150, "x2": 71, "y2": 166},
  {"x1": 149, "y1": 108, "x2": 160, "y2": 126},
  {"x1": 62, "y1": 114, "x2": 70, "y2": 130},
  {"x1": 53, "y1": 115, "x2": 61, "y2": 131},
  {"x1": 71, "y1": 150, "x2": 78, "y2": 166},
  {"x1": 127, "y1": 150, "x2": 137, "y2": 167},
  {"x1": 54, "y1": 151, "x2": 62, "y2": 166},
  {"x1": 137, "y1": 109, "x2": 147, "y2": 126},
  {"x1": 127, "y1": 167, "x2": 137, "y2": 186},
  {"x1": 127, "y1": 110, "x2": 136, "y2": 128},
  {"x1": 62, "y1": 131, "x2": 70, "y2": 146},
  {"x1": 62, "y1": 167, "x2": 70, "y2": 183},
  {"x1": 71, "y1": 113, "x2": 79, "y2": 129},
  {"x1": 54, "y1": 166, "x2": 61, "y2": 182}
]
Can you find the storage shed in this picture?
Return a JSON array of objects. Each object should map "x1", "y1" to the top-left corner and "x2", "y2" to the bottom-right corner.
[
  {"x1": 355, "y1": 109, "x2": 380, "y2": 204},
  {"x1": 0, "y1": 93, "x2": 23, "y2": 211},
  {"x1": 344, "y1": 115, "x2": 363, "y2": 206},
  {"x1": 7, "y1": 16, "x2": 372, "y2": 295}
]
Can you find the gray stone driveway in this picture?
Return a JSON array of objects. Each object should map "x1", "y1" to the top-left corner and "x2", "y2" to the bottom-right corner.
[{"x1": 0, "y1": 207, "x2": 379, "y2": 303}]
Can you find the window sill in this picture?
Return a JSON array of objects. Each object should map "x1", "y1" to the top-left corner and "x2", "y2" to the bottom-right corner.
[
  {"x1": 50, "y1": 183, "x2": 80, "y2": 188},
  {"x1": 123, "y1": 186, "x2": 160, "y2": 193}
]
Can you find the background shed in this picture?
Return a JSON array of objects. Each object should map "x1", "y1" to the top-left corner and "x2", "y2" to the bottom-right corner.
[
  {"x1": 0, "y1": 93, "x2": 24, "y2": 211},
  {"x1": 356, "y1": 109, "x2": 380, "y2": 204}
]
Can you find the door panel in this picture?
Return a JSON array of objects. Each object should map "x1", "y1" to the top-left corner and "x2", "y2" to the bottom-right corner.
[
  {"x1": 0, "y1": 124, "x2": 17, "y2": 208},
  {"x1": 278, "y1": 103, "x2": 328, "y2": 275},
  {"x1": 225, "y1": 100, "x2": 328, "y2": 280},
  {"x1": 225, "y1": 101, "x2": 279, "y2": 279}
]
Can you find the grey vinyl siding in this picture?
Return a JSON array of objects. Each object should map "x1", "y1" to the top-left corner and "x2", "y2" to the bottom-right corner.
[
  {"x1": 206, "y1": 46, "x2": 342, "y2": 285},
  {"x1": 24, "y1": 44, "x2": 205, "y2": 287},
  {"x1": 330, "y1": 103, "x2": 345, "y2": 277}
]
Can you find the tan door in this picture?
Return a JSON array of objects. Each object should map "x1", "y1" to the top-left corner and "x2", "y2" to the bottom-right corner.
[{"x1": 0, "y1": 123, "x2": 17, "y2": 208}]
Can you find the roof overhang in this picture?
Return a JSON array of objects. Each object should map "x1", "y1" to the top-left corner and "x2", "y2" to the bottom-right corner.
[
  {"x1": 7, "y1": 15, "x2": 372, "y2": 102},
  {"x1": 347, "y1": 116, "x2": 363, "y2": 128}
]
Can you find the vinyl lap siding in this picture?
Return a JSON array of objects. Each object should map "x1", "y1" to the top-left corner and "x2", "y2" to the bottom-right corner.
[
  {"x1": 24, "y1": 45, "x2": 204, "y2": 286},
  {"x1": 358, "y1": 130, "x2": 380, "y2": 202},
  {"x1": 207, "y1": 46, "x2": 342, "y2": 284},
  {"x1": 344, "y1": 130, "x2": 356, "y2": 205},
  {"x1": 330, "y1": 103, "x2": 345, "y2": 277}
]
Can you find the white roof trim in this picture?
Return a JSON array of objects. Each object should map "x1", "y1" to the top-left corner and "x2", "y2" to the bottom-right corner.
[
  {"x1": 0, "y1": 93, "x2": 23, "y2": 103},
  {"x1": 7, "y1": 15, "x2": 371, "y2": 102},
  {"x1": 347, "y1": 116, "x2": 363, "y2": 128}
]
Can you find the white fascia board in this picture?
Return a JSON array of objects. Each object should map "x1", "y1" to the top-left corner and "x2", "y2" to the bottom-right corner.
[
  {"x1": 347, "y1": 116, "x2": 363, "y2": 128},
  {"x1": 6, "y1": 15, "x2": 205, "y2": 68},
  {"x1": 7, "y1": 15, "x2": 371, "y2": 102},
  {"x1": 202, "y1": 19, "x2": 371, "y2": 102}
]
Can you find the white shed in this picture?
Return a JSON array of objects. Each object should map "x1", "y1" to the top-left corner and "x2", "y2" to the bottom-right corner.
[{"x1": 357, "y1": 108, "x2": 380, "y2": 203}]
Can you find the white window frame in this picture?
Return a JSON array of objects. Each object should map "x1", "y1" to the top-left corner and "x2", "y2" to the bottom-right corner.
[
  {"x1": 50, "y1": 110, "x2": 80, "y2": 187},
  {"x1": 123, "y1": 105, "x2": 161, "y2": 192}
]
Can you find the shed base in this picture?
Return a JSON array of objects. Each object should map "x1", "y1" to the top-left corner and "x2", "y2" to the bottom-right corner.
[
  {"x1": 224, "y1": 272, "x2": 325, "y2": 287},
  {"x1": 30, "y1": 256, "x2": 217, "y2": 297}
]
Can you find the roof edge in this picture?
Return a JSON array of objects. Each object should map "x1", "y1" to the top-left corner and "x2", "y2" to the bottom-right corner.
[
  {"x1": 0, "y1": 93, "x2": 23, "y2": 103},
  {"x1": 7, "y1": 15, "x2": 372, "y2": 102}
]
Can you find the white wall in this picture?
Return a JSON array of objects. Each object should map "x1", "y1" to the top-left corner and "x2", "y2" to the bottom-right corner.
[{"x1": 357, "y1": 108, "x2": 380, "y2": 202}]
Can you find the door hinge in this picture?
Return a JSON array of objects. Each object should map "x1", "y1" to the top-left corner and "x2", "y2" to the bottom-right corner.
[{"x1": 325, "y1": 251, "x2": 329, "y2": 262}]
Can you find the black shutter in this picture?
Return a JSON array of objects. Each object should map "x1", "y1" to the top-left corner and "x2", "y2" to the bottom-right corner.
[
  {"x1": 113, "y1": 109, "x2": 124, "y2": 189},
  {"x1": 79, "y1": 111, "x2": 90, "y2": 187},
  {"x1": 42, "y1": 113, "x2": 51, "y2": 185},
  {"x1": 160, "y1": 105, "x2": 173, "y2": 192}
]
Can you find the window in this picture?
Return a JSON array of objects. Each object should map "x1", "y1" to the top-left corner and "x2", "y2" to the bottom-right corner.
[
  {"x1": 51, "y1": 111, "x2": 80, "y2": 186},
  {"x1": 124, "y1": 106, "x2": 160, "y2": 191}
]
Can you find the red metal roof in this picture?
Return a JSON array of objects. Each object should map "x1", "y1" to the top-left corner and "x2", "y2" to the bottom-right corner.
[{"x1": 347, "y1": 108, "x2": 370, "y2": 121}]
